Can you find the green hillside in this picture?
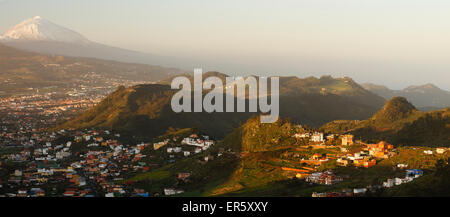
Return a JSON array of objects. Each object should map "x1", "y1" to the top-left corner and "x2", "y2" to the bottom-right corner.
[
  {"x1": 0, "y1": 43, "x2": 179, "y2": 96},
  {"x1": 321, "y1": 97, "x2": 450, "y2": 146},
  {"x1": 57, "y1": 84, "x2": 252, "y2": 139},
  {"x1": 122, "y1": 116, "x2": 298, "y2": 196},
  {"x1": 122, "y1": 114, "x2": 450, "y2": 197},
  {"x1": 58, "y1": 74, "x2": 386, "y2": 139}
]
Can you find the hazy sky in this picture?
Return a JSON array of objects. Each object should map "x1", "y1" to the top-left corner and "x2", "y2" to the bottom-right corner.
[{"x1": 1, "y1": 0, "x2": 450, "y2": 90}]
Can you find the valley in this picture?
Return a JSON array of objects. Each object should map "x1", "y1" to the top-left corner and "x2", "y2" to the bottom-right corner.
[{"x1": 1, "y1": 94, "x2": 448, "y2": 197}]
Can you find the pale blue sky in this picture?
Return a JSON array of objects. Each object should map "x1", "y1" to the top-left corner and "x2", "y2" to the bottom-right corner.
[{"x1": 1, "y1": 0, "x2": 450, "y2": 89}]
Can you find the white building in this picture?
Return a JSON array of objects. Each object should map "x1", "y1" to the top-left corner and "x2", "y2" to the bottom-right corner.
[
  {"x1": 294, "y1": 133, "x2": 310, "y2": 138},
  {"x1": 311, "y1": 133, "x2": 324, "y2": 142},
  {"x1": 14, "y1": 170, "x2": 22, "y2": 177},
  {"x1": 424, "y1": 150, "x2": 433, "y2": 155},
  {"x1": 436, "y1": 148, "x2": 446, "y2": 154},
  {"x1": 383, "y1": 179, "x2": 394, "y2": 188},
  {"x1": 174, "y1": 147, "x2": 182, "y2": 153},
  {"x1": 182, "y1": 137, "x2": 215, "y2": 148},
  {"x1": 78, "y1": 177, "x2": 86, "y2": 186},
  {"x1": 105, "y1": 193, "x2": 114, "y2": 197},
  {"x1": 164, "y1": 188, "x2": 184, "y2": 196},
  {"x1": 353, "y1": 188, "x2": 367, "y2": 194},
  {"x1": 397, "y1": 164, "x2": 408, "y2": 169}
]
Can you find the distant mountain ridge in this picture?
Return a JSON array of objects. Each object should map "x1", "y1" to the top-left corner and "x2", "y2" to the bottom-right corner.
[
  {"x1": 362, "y1": 83, "x2": 450, "y2": 110},
  {"x1": 160, "y1": 72, "x2": 385, "y2": 109}
]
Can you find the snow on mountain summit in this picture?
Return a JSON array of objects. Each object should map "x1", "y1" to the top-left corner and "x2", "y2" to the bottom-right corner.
[{"x1": 0, "y1": 16, "x2": 90, "y2": 44}]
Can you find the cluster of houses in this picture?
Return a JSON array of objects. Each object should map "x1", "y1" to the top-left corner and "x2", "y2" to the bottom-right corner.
[
  {"x1": 294, "y1": 132, "x2": 325, "y2": 143},
  {"x1": 336, "y1": 141, "x2": 395, "y2": 168},
  {"x1": 164, "y1": 188, "x2": 185, "y2": 196},
  {"x1": 305, "y1": 171, "x2": 343, "y2": 185},
  {"x1": 293, "y1": 132, "x2": 354, "y2": 145},
  {"x1": 382, "y1": 169, "x2": 423, "y2": 188},
  {"x1": 163, "y1": 172, "x2": 193, "y2": 196},
  {"x1": 0, "y1": 92, "x2": 102, "y2": 117},
  {"x1": 65, "y1": 132, "x2": 158, "y2": 197},
  {"x1": 366, "y1": 141, "x2": 395, "y2": 159},
  {"x1": 5, "y1": 149, "x2": 31, "y2": 162},
  {"x1": 424, "y1": 148, "x2": 448, "y2": 155},
  {"x1": 11, "y1": 188, "x2": 46, "y2": 197},
  {"x1": 311, "y1": 169, "x2": 425, "y2": 197},
  {"x1": 312, "y1": 187, "x2": 372, "y2": 197},
  {"x1": 5, "y1": 140, "x2": 73, "y2": 162},
  {"x1": 0, "y1": 127, "x2": 220, "y2": 197},
  {"x1": 34, "y1": 141, "x2": 72, "y2": 161},
  {"x1": 181, "y1": 134, "x2": 215, "y2": 148},
  {"x1": 287, "y1": 133, "x2": 399, "y2": 185},
  {"x1": 0, "y1": 129, "x2": 156, "y2": 197},
  {"x1": 291, "y1": 131, "x2": 419, "y2": 197},
  {"x1": 165, "y1": 134, "x2": 215, "y2": 159},
  {"x1": 293, "y1": 133, "x2": 395, "y2": 170}
]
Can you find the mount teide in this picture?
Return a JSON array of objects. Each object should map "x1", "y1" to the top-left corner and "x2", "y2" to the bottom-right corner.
[{"x1": 0, "y1": 16, "x2": 189, "y2": 69}]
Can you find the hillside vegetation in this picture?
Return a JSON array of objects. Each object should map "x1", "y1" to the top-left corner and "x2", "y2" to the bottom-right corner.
[
  {"x1": 321, "y1": 97, "x2": 450, "y2": 147},
  {"x1": 0, "y1": 43, "x2": 179, "y2": 95},
  {"x1": 59, "y1": 74, "x2": 386, "y2": 139},
  {"x1": 123, "y1": 115, "x2": 449, "y2": 197}
]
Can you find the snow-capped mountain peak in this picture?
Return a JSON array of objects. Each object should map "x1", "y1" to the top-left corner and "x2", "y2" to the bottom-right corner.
[{"x1": 0, "y1": 16, "x2": 90, "y2": 44}]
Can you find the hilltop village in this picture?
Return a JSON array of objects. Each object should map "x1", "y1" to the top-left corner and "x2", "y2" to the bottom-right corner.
[{"x1": 274, "y1": 130, "x2": 447, "y2": 196}]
